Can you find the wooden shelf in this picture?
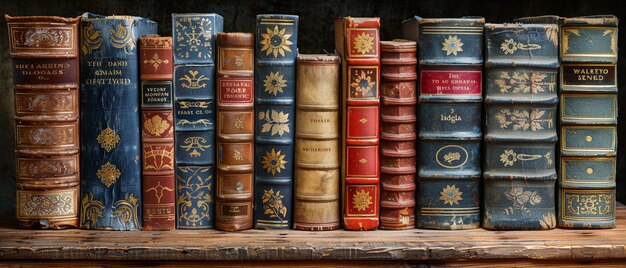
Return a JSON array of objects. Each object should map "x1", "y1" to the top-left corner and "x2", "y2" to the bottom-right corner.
[{"x1": 1, "y1": 204, "x2": 626, "y2": 266}]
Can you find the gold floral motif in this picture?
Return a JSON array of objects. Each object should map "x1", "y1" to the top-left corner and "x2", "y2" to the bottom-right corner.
[
  {"x1": 350, "y1": 69, "x2": 375, "y2": 97},
  {"x1": 504, "y1": 187, "x2": 542, "y2": 215},
  {"x1": 109, "y1": 22, "x2": 135, "y2": 53},
  {"x1": 180, "y1": 137, "x2": 211, "y2": 157},
  {"x1": 176, "y1": 167, "x2": 212, "y2": 227},
  {"x1": 494, "y1": 71, "x2": 555, "y2": 94},
  {"x1": 566, "y1": 194, "x2": 612, "y2": 215},
  {"x1": 22, "y1": 193, "x2": 73, "y2": 216},
  {"x1": 495, "y1": 109, "x2": 553, "y2": 131},
  {"x1": 97, "y1": 127, "x2": 120, "y2": 152},
  {"x1": 499, "y1": 149, "x2": 546, "y2": 167},
  {"x1": 177, "y1": 119, "x2": 211, "y2": 127},
  {"x1": 259, "y1": 110, "x2": 290, "y2": 136},
  {"x1": 234, "y1": 115, "x2": 245, "y2": 129},
  {"x1": 112, "y1": 193, "x2": 140, "y2": 230},
  {"x1": 80, "y1": 193, "x2": 104, "y2": 228},
  {"x1": 233, "y1": 149, "x2": 243, "y2": 161},
  {"x1": 144, "y1": 115, "x2": 171, "y2": 136},
  {"x1": 539, "y1": 212, "x2": 556, "y2": 229},
  {"x1": 145, "y1": 53, "x2": 170, "y2": 70},
  {"x1": 179, "y1": 70, "x2": 209, "y2": 89},
  {"x1": 439, "y1": 185, "x2": 463, "y2": 206},
  {"x1": 263, "y1": 72, "x2": 287, "y2": 96},
  {"x1": 174, "y1": 17, "x2": 213, "y2": 59},
  {"x1": 352, "y1": 190, "x2": 373, "y2": 212},
  {"x1": 81, "y1": 22, "x2": 102, "y2": 55},
  {"x1": 259, "y1": 25, "x2": 293, "y2": 58},
  {"x1": 262, "y1": 188, "x2": 287, "y2": 223},
  {"x1": 353, "y1": 32, "x2": 374, "y2": 55},
  {"x1": 545, "y1": 25, "x2": 559, "y2": 48},
  {"x1": 262, "y1": 148, "x2": 287, "y2": 175},
  {"x1": 500, "y1": 39, "x2": 541, "y2": 55},
  {"x1": 146, "y1": 181, "x2": 174, "y2": 203},
  {"x1": 443, "y1": 152, "x2": 461, "y2": 164},
  {"x1": 235, "y1": 55, "x2": 244, "y2": 67},
  {"x1": 442, "y1": 35, "x2": 463, "y2": 56},
  {"x1": 97, "y1": 162, "x2": 121, "y2": 187}
]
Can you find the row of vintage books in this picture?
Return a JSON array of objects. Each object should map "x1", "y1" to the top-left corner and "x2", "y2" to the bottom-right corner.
[{"x1": 7, "y1": 13, "x2": 617, "y2": 231}]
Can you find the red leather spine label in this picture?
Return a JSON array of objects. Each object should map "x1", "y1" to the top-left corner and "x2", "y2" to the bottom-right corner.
[{"x1": 419, "y1": 70, "x2": 482, "y2": 95}]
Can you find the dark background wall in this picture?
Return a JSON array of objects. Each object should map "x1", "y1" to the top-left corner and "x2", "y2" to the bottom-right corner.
[{"x1": 0, "y1": 0, "x2": 624, "y2": 219}]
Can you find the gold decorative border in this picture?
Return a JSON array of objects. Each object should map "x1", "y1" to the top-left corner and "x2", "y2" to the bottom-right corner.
[
  {"x1": 560, "y1": 94, "x2": 616, "y2": 120},
  {"x1": 560, "y1": 63, "x2": 617, "y2": 88},
  {"x1": 561, "y1": 156, "x2": 616, "y2": 184},
  {"x1": 560, "y1": 188, "x2": 614, "y2": 221},
  {"x1": 561, "y1": 26, "x2": 617, "y2": 59},
  {"x1": 561, "y1": 126, "x2": 616, "y2": 153},
  {"x1": 345, "y1": 184, "x2": 378, "y2": 217}
]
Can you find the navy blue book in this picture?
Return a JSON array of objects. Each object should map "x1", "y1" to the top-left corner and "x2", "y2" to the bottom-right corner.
[
  {"x1": 172, "y1": 13, "x2": 223, "y2": 229},
  {"x1": 403, "y1": 17, "x2": 484, "y2": 229},
  {"x1": 79, "y1": 13, "x2": 157, "y2": 230},
  {"x1": 483, "y1": 21, "x2": 559, "y2": 230},
  {"x1": 254, "y1": 14, "x2": 298, "y2": 229}
]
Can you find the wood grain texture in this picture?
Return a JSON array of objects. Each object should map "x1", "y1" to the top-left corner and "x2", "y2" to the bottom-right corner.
[{"x1": 1, "y1": 204, "x2": 625, "y2": 261}]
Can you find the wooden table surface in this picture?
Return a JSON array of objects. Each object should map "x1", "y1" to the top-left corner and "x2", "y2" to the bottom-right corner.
[{"x1": 1, "y1": 204, "x2": 625, "y2": 266}]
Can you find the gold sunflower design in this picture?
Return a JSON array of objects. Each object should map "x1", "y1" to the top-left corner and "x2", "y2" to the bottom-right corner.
[
  {"x1": 353, "y1": 32, "x2": 374, "y2": 54},
  {"x1": 352, "y1": 190, "x2": 373, "y2": 211},
  {"x1": 350, "y1": 69, "x2": 375, "y2": 97},
  {"x1": 263, "y1": 72, "x2": 287, "y2": 96},
  {"x1": 442, "y1": 35, "x2": 463, "y2": 56},
  {"x1": 260, "y1": 25, "x2": 293, "y2": 58},
  {"x1": 500, "y1": 39, "x2": 518, "y2": 55},
  {"x1": 439, "y1": 185, "x2": 463, "y2": 206},
  {"x1": 262, "y1": 148, "x2": 287, "y2": 175}
]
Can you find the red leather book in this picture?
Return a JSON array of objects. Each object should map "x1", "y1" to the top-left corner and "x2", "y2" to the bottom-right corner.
[
  {"x1": 335, "y1": 17, "x2": 380, "y2": 230},
  {"x1": 379, "y1": 40, "x2": 417, "y2": 230},
  {"x1": 215, "y1": 33, "x2": 255, "y2": 231},
  {"x1": 140, "y1": 36, "x2": 176, "y2": 230}
]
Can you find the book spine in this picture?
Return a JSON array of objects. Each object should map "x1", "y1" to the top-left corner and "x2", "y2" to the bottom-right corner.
[
  {"x1": 79, "y1": 13, "x2": 157, "y2": 230},
  {"x1": 335, "y1": 17, "x2": 381, "y2": 231},
  {"x1": 215, "y1": 33, "x2": 255, "y2": 231},
  {"x1": 416, "y1": 18, "x2": 484, "y2": 229},
  {"x1": 558, "y1": 16, "x2": 618, "y2": 228},
  {"x1": 140, "y1": 36, "x2": 175, "y2": 230},
  {"x1": 293, "y1": 54, "x2": 341, "y2": 231},
  {"x1": 483, "y1": 23, "x2": 559, "y2": 230},
  {"x1": 253, "y1": 15, "x2": 298, "y2": 229},
  {"x1": 379, "y1": 40, "x2": 417, "y2": 230},
  {"x1": 172, "y1": 14, "x2": 223, "y2": 229},
  {"x1": 6, "y1": 15, "x2": 80, "y2": 229}
]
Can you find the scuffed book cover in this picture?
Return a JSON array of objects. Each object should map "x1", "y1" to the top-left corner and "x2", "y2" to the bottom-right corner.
[
  {"x1": 557, "y1": 15, "x2": 618, "y2": 229},
  {"x1": 483, "y1": 22, "x2": 559, "y2": 230},
  {"x1": 293, "y1": 54, "x2": 341, "y2": 231},
  {"x1": 172, "y1": 13, "x2": 223, "y2": 229},
  {"x1": 215, "y1": 32, "x2": 255, "y2": 231},
  {"x1": 79, "y1": 13, "x2": 157, "y2": 230},
  {"x1": 6, "y1": 15, "x2": 81, "y2": 229},
  {"x1": 379, "y1": 40, "x2": 417, "y2": 230},
  {"x1": 404, "y1": 17, "x2": 484, "y2": 230},
  {"x1": 335, "y1": 17, "x2": 381, "y2": 231},
  {"x1": 254, "y1": 14, "x2": 298, "y2": 229},
  {"x1": 140, "y1": 36, "x2": 175, "y2": 230}
]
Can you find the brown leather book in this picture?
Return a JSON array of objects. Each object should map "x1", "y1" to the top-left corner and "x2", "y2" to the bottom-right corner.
[
  {"x1": 215, "y1": 33, "x2": 255, "y2": 231},
  {"x1": 293, "y1": 54, "x2": 341, "y2": 231},
  {"x1": 139, "y1": 36, "x2": 176, "y2": 230},
  {"x1": 379, "y1": 40, "x2": 417, "y2": 230},
  {"x1": 6, "y1": 15, "x2": 80, "y2": 229}
]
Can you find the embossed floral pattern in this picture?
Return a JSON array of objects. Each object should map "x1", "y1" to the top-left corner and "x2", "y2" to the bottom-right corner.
[
  {"x1": 109, "y1": 23, "x2": 135, "y2": 53},
  {"x1": 500, "y1": 39, "x2": 541, "y2": 55},
  {"x1": 259, "y1": 110, "x2": 290, "y2": 136},
  {"x1": 442, "y1": 35, "x2": 463, "y2": 56},
  {"x1": 97, "y1": 162, "x2": 121, "y2": 187},
  {"x1": 352, "y1": 190, "x2": 373, "y2": 211},
  {"x1": 259, "y1": 25, "x2": 293, "y2": 58},
  {"x1": 350, "y1": 69, "x2": 376, "y2": 97},
  {"x1": 262, "y1": 189, "x2": 287, "y2": 223},
  {"x1": 97, "y1": 127, "x2": 120, "y2": 152},
  {"x1": 440, "y1": 185, "x2": 463, "y2": 206},
  {"x1": 494, "y1": 71, "x2": 555, "y2": 94},
  {"x1": 504, "y1": 187, "x2": 542, "y2": 216},
  {"x1": 144, "y1": 115, "x2": 171, "y2": 136},
  {"x1": 81, "y1": 22, "x2": 102, "y2": 55},
  {"x1": 263, "y1": 72, "x2": 287, "y2": 96},
  {"x1": 353, "y1": 32, "x2": 374, "y2": 55},
  {"x1": 495, "y1": 109, "x2": 553, "y2": 132},
  {"x1": 262, "y1": 148, "x2": 287, "y2": 175}
]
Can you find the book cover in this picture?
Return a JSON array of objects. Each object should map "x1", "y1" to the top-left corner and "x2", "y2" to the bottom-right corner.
[
  {"x1": 335, "y1": 17, "x2": 381, "y2": 231},
  {"x1": 483, "y1": 21, "x2": 559, "y2": 230},
  {"x1": 254, "y1": 14, "x2": 298, "y2": 229},
  {"x1": 79, "y1": 13, "x2": 157, "y2": 230},
  {"x1": 215, "y1": 32, "x2": 255, "y2": 231},
  {"x1": 172, "y1": 13, "x2": 223, "y2": 229},
  {"x1": 293, "y1": 54, "x2": 341, "y2": 231},
  {"x1": 6, "y1": 15, "x2": 81, "y2": 229},
  {"x1": 140, "y1": 36, "x2": 175, "y2": 230}
]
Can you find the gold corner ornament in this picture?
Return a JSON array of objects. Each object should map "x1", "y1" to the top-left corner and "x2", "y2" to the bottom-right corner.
[
  {"x1": 97, "y1": 162, "x2": 121, "y2": 187},
  {"x1": 97, "y1": 127, "x2": 120, "y2": 152},
  {"x1": 353, "y1": 32, "x2": 374, "y2": 55},
  {"x1": 263, "y1": 72, "x2": 287, "y2": 96},
  {"x1": 352, "y1": 189, "x2": 373, "y2": 212},
  {"x1": 109, "y1": 22, "x2": 136, "y2": 53},
  {"x1": 260, "y1": 25, "x2": 293, "y2": 58},
  {"x1": 81, "y1": 22, "x2": 102, "y2": 56},
  {"x1": 262, "y1": 148, "x2": 287, "y2": 175},
  {"x1": 442, "y1": 35, "x2": 463, "y2": 56},
  {"x1": 440, "y1": 185, "x2": 463, "y2": 206},
  {"x1": 500, "y1": 39, "x2": 541, "y2": 55}
]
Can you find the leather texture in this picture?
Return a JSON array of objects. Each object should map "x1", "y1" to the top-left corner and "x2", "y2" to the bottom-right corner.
[
  {"x1": 215, "y1": 32, "x2": 255, "y2": 231},
  {"x1": 79, "y1": 13, "x2": 157, "y2": 230},
  {"x1": 7, "y1": 15, "x2": 81, "y2": 229},
  {"x1": 253, "y1": 14, "x2": 298, "y2": 229},
  {"x1": 140, "y1": 36, "x2": 176, "y2": 231},
  {"x1": 483, "y1": 21, "x2": 559, "y2": 230},
  {"x1": 335, "y1": 17, "x2": 381, "y2": 231},
  {"x1": 379, "y1": 40, "x2": 417, "y2": 230},
  {"x1": 293, "y1": 54, "x2": 341, "y2": 231},
  {"x1": 172, "y1": 13, "x2": 223, "y2": 229}
]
